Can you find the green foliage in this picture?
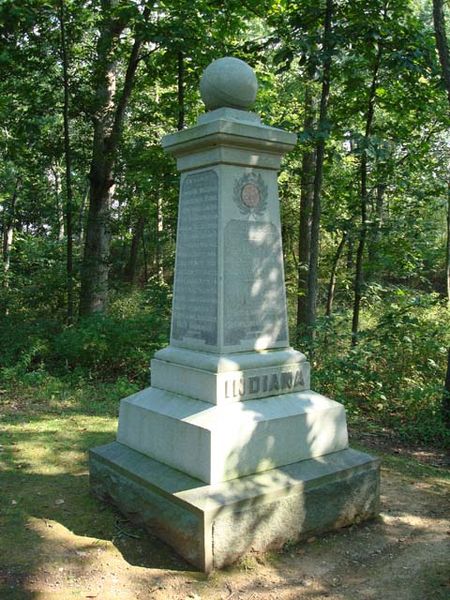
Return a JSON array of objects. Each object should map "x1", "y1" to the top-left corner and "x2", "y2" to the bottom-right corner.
[
  {"x1": 306, "y1": 289, "x2": 450, "y2": 447},
  {"x1": 0, "y1": 280, "x2": 171, "y2": 385}
]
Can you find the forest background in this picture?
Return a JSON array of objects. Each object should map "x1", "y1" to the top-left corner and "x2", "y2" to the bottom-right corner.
[{"x1": 1, "y1": 0, "x2": 450, "y2": 449}]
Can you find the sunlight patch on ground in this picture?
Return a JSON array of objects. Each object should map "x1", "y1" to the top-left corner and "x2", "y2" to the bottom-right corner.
[
  {"x1": 3, "y1": 416, "x2": 117, "y2": 475},
  {"x1": 22, "y1": 517, "x2": 168, "y2": 600}
]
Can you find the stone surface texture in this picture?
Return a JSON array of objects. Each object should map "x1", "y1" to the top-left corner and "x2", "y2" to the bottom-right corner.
[
  {"x1": 150, "y1": 348, "x2": 310, "y2": 405},
  {"x1": 89, "y1": 57, "x2": 380, "y2": 571},
  {"x1": 199, "y1": 57, "x2": 258, "y2": 111},
  {"x1": 90, "y1": 443, "x2": 380, "y2": 572},
  {"x1": 117, "y1": 388, "x2": 349, "y2": 484}
]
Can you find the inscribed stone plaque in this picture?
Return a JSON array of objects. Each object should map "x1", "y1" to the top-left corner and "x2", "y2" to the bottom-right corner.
[
  {"x1": 223, "y1": 220, "x2": 288, "y2": 348},
  {"x1": 171, "y1": 170, "x2": 218, "y2": 347}
]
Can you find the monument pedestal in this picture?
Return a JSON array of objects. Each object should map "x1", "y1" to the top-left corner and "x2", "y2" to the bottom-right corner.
[
  {"x1": 116, "y1": 387, "x2": 349, "y2": 484},
  {"x1": 89, "y1": 57, "x2": 380, "y2": 571},
  {"x1": 90, "y1": 443, "x2": 380, "y2": 572}
]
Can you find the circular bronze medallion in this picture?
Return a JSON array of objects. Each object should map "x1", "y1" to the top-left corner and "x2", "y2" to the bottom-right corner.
[{"x1": 241, "y1": 183, "x2": 261, "y2": 208}]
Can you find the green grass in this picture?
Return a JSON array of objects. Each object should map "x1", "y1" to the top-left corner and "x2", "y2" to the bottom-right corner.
[
  {"x1": 0, "y1": 379, "x2": 117, "y2": 570},
  {"x1": 0, "y1": 376, "x2": 189, "y2": 598}
]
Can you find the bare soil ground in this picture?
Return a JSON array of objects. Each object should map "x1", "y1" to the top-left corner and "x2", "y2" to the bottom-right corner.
[{"x1": 1, "y1": 391, "x2": 449, "y2": 600}]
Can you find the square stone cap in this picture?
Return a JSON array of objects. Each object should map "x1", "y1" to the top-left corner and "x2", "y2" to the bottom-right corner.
[
  {"x1": 153, "y1": 346, "x2": 307, "y2": 373},
  {"x1": 162, "y1": 114, "x2": 297, "y2": 158},
  {"x1": 198, "y1": 107, "x2": 262, "y2": 126}
]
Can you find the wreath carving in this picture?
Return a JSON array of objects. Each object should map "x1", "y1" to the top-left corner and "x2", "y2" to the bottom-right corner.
[{"x1": 233, "y1": 172, "x2": 268, "y2": 217}]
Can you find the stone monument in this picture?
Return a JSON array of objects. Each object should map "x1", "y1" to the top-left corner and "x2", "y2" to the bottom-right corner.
[{"x1": 89, "y1": 57, "x2": 380, "y2": 572}]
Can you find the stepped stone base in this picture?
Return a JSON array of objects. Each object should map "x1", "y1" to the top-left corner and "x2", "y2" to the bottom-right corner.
[
  {"x1": 89, "y1": 443, "x2": 380, "y2": 572},
  {"x1": 117, "y1": 387, "x2": 349, "y2": 484}
]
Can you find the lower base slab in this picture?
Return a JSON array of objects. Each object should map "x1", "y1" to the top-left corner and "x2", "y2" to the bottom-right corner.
[{"x1": 89, "y1": 442, "x2": 380, "y2": 572}]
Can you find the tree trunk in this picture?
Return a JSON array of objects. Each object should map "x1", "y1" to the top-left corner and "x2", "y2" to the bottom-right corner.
[
  {"x1": 443, "y1": 348, "x2": 450, "y2": 428},
  {"x1": 177, "y1": 51, "x2": 185, "y2": 131},
  {"x1": 124, "y1": 214, "x2": 145, "y2": 286},
  {"x1": 142, "y1": 227, "x2": 149, "y2": 283},
  {"x1": 351, "y1": 41, "x2": 383, "y2": 345},
  {"x1": 433, "y1": 0, "x2": 450, "y2": 106},
  {"x1": 2, "y1": 179, "x2": 19, "y2": 279},
  {"x1": 53, "y1": 166, "x2": 65, "y2": 241},
  {"x1": 296, "y1": 83, "x2": 315, "y2": 343},
  {"x1": 156, "y1": 193, "x2": 164, "y2": 282},
  {"x1": 346, "y1": 232, "x2": 354, "y2": 272},
  {"x1": 446, "y1": 181, "x2": 450, "y2": 305},
  {"x1": 59, "y1": 0, "x2": 75, "y2": 322},
  {"x1": 78, "y1": 183, "x2": 89, "y2": 244},
  {"x1": 326, "y1": 230, "x2": 347, "y2": 317},
  {"x1": 306, "y1": 0, "x2": 334, "y2": 337},
  {"x1": 79, "y1": 4, "x2": 150, "y2": 316},
  {"x1": 432, "y1": 0, "x2": 450, "y2": 428},
  {"x1": 368, "y1": 182, "x2": 385, "y2": 267}
]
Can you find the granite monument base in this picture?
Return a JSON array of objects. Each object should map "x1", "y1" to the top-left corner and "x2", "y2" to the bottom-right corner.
[
  {"x1": 89, "y1": 442, "x2": 380, "y2": 572},
  {"x1": 117, "y1": 387, "x2": 349, "y2": 484}
]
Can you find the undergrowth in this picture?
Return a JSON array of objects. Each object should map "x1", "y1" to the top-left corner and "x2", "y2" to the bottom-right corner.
[{"x1": 1, "y1": 284, "x2": 449, "y2": 449}]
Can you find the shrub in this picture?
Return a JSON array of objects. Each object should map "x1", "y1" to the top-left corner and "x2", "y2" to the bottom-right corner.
[{"x1": 303, "y1": 289, "x2": 450, "y2": 447}]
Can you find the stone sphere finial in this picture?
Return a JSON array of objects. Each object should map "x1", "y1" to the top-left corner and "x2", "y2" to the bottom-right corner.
[{"x1": 200, "y1": 57, "x2": 258, "y2": 111}]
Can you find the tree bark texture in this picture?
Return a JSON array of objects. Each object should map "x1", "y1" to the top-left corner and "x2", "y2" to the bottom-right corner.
[
  {"x1": 305, "y1": 0, "x2": 334, "y2": 337},
  {"x1": 79, "y1": 4, "x2": 150, "y2": 316},
  {"x1": 296, "y1": 83, "x2": 315, "y2": 343}
]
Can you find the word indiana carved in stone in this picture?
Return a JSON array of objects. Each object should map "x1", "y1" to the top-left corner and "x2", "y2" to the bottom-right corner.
[{"x1": 223, "y1": 366, "x2": 307, "y2": 401}]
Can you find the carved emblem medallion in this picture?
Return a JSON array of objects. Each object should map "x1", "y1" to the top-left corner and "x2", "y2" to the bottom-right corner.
[
  {"x1": 233, "y1": 172, "x2": 268, "y2": 217},
  {"x1": 241, "y1": 183, "x2": 260, "y2": 208}
]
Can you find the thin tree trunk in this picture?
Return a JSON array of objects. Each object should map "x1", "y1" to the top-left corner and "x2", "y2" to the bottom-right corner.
[
  {"x1": 351, "y1": 40, "x2": 383, "y2": 346},
  {"x1": 124, "y1": 214, "x2": 145, "y2": 286},
  {"x1": 433, "y1": 0, "x2": 450, "y2": 430},
  {"x1": 142, "y1": 227, "x2": 149, "y2": 283},
  {"x1": 79, "y1": 4, "x2": 150, "y2": 316},
  {"x1": 78, "y1": 183, "x2": 89, "y2": 244},
  {"x1": 346, "y1": 232, "x2": 354, "y2": 272},
  {"x1": 51, "y1": 165, "x2": 64, "y2": 240},
  {"x1": 306, "y1": 0, "x2": 334, "y2": 337},
  {"x1": 368, "y1": 183, "x2": 385, "y2": 266},
  {"x1": 296, "y1": 82, "x2": 315, "y2": 343},
  {"x1": 326, "y1": 230, "x2": 347, "y2": 317},
  {"x1": 2, "y1": 179, "x2": 19, "y2": 279},
  {"x1": 156, "y1": 193, "x2": 164, "y2": 282},
  {"x1": 177, "y1": 51, "x2": 185, "y2": 131},
  {"x1": 443, "y1": 348, "x2": 450, "y2": 428},
  {"x1": 433, "y1": 0, "x2": 450, "y2": 106},
  {"x1": 446, "y1": 182, "x2": 450, "y2": 305},
  {"x1": 59, "y1": 0, "x2": 75, "y2": 323}
]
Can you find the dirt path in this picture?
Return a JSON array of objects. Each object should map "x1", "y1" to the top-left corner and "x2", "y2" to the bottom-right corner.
[{"x1": 2, "y1": 457, "x2": 448, "y2": 600}]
